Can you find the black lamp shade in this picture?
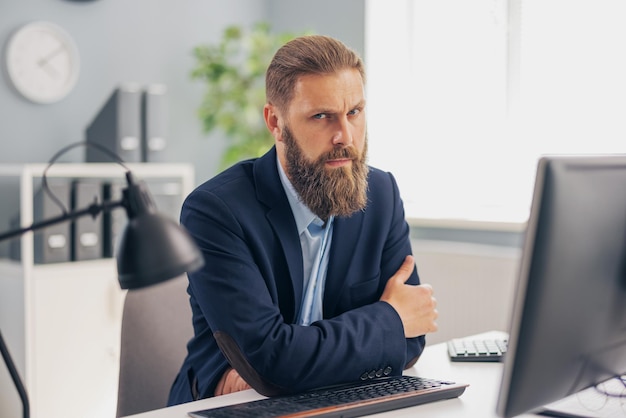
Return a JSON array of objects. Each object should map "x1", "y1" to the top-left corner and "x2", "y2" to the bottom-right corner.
[
  {"x1": 114, "y1": 172, "x2": 204, "y2": 289},
  {"x1": 116, "y1": 212, "x2": 204, "y2": 289}
]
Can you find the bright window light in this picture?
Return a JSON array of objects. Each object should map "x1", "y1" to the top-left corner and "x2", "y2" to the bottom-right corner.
[{"x1": 366, "y1": 0, "x2": 626, "y2": 224}]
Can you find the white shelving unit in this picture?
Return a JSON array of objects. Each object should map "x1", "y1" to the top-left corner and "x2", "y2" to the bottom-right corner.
[{"x1": 0, "y1": 163, "x2": 195, "y2": 418}]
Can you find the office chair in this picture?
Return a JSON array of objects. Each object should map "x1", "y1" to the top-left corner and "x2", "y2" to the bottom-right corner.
[{"x1": 116, "y1": 274, "x2": 193, "y2": 417}]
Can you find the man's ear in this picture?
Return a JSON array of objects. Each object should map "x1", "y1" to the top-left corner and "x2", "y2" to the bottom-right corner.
[{"x1": 264, "y1": 104, "x2": 282, "y2": 142}]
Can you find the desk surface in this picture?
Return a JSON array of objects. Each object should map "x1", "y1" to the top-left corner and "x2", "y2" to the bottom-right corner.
[{"x1": 124, "y1": 331, "x2": 545, "y2": 418}]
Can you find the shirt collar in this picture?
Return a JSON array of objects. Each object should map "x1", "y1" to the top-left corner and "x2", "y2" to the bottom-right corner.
[{"x1": 277, "y1": 156, "x2": 320, "y2": 235}]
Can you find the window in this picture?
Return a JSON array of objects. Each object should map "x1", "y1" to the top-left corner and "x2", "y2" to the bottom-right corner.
[{"x1": 366, "y1": 0, "x2": 626, "y2": 224}]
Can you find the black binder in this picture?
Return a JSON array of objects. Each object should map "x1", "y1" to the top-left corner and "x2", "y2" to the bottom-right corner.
[
  {"x1": 34, "y1": 182, "x2": 71, "y2": 264},
  {"x1": 102, "y1": 181, "x2": 126, "y2": 258},
  {"x1": 71, "y1": 180, "x2": 103, "y2": 261},
  {"x1": 141, "y1": 84, "x2": 168, "y2": 162},
  {"x1": 86, "y1": 84, "x2": 142, "y2": 163}
]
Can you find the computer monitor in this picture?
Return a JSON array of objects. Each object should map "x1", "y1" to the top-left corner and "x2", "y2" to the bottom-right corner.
[{"x1": 496, "y1": 155, "x2": 626, "y2": 417}]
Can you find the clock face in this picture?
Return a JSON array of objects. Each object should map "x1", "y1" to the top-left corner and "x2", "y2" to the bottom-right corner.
[{"x1": 5, "y1": 21, "x2": 80, "y2": 104}]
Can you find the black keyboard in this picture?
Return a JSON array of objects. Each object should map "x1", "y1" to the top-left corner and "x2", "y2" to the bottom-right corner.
[
  {"x1": 447, "y1": 338, "x2": 508, "y2": 362},
  {"x1": 188, "y1": 375, "x2": 468, "y2": 418}
]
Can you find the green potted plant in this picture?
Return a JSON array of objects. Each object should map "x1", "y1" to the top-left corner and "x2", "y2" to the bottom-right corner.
[{"x1": 191, "y1": 22, "x2": 310, "y2": 169}]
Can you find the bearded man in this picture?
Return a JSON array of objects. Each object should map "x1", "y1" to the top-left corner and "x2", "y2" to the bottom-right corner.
[{"x1": 168, "y1": 35, "x2": 438, "y2": 405}]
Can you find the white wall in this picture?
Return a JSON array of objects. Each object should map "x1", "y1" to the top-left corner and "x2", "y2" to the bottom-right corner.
[{"x1": 412, "y1": 239, "x2": 521, "y2": 345}]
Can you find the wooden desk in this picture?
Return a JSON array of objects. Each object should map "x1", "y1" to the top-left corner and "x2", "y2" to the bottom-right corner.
[{"x1": 123, "y1": 331, "x2": 542, "y2": 418}]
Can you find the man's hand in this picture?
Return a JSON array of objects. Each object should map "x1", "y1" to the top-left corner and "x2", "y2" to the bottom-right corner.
[
  {"x1": 214, "y1": 367, "x2": 252, "y2": 396},
  {"x1": 380, "y1": 255, "x2": 438, "y2": 338}
]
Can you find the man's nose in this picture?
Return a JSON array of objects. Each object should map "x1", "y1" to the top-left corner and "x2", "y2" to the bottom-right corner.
[{"x1": 331, "y1": 117, "x2": 353, "y2": 146}]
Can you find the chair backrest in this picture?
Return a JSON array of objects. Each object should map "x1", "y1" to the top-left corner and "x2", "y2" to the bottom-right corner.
[{"x1": 116, "y1": 275, "x2": 193, "y2": 417}]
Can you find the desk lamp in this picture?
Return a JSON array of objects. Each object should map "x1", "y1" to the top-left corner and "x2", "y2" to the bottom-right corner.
[{"x1": 0, "y1": 142, "x2": 205, "y2": 418}]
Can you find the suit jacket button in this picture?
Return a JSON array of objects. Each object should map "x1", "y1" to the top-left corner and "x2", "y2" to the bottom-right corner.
[
  {"x1": 375, "y1": 369, "x2": 384, "y2": 378},
  {"x1": 360, "y1": 372, "x2": 369, "y2": 381},
  {"x1": 383, "y1": 366, "x2": 392, "y2": 376},
  {"x1": 368, "y1": 370, "x2": 377, "y2": 379}
]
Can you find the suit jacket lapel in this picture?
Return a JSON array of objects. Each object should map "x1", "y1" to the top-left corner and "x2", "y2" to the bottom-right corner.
[
  {"x1": 254, "y1": 148, "x2": 304, "y2": 320},
  {"x1": 323, "y1": 212, "x2": 364, "y2": 317}
]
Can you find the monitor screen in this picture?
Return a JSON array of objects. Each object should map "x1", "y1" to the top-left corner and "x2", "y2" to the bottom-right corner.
[{"x1": 496, "y1": 155, "x2": 626, "y2": 417}]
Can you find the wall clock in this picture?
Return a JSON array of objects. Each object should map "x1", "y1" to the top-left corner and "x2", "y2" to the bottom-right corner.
[{"x1": 5, "y1": 21, "x2": 80, "y2": 104}]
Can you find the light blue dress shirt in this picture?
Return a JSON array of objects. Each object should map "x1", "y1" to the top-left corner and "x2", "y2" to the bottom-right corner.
[{"x1": 277, "y1": 158, "x2": 334, "y2": 325}]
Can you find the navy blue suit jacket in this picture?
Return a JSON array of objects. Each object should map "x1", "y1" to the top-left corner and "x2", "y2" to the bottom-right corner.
[{"x1": 168, "y1": 147, "x2": 425, "y2": 405}]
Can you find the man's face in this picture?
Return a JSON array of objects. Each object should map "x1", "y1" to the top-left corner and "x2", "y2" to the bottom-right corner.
[{"x1": 273, "y1": 68, "x2": 369, "y2": 220}]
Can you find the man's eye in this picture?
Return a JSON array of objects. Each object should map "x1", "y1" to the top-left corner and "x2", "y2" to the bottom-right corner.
[
  {"x1": 348, "y1": 109, "x2": 361, "y2": 116},
  {"x1": 313, "y1": 113, "x2": 327, "y2": 120}
]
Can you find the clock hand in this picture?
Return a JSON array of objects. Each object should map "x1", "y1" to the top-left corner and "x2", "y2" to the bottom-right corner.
[
  {"x1": 40, "y1": 63, "x2": 60, "y2": 79},
  {"x1": 37, "y1": 46, "x2": 64, "y2": 68}
]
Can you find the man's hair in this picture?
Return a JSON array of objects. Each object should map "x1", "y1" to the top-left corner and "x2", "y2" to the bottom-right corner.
[{"x1": 266, "y1": 35, "x2": 365, "y2": 112}]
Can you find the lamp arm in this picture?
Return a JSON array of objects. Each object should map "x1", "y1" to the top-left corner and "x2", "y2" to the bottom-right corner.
[
  {"x1": 0, "y1": 199, "x2": 124, "y2": 243},
  {"x1": 0, "y1": 330, "x2": 29, "y2": 418}
]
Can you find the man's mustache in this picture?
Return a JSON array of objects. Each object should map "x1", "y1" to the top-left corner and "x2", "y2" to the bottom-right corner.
[{"x1": 320, "y1": 146, "x2": 360, "y2": 163}]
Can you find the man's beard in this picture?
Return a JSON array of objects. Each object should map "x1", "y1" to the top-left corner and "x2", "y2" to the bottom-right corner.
[{"x1": 282, "y1": 125, "x2": 369, "y2": 221}]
